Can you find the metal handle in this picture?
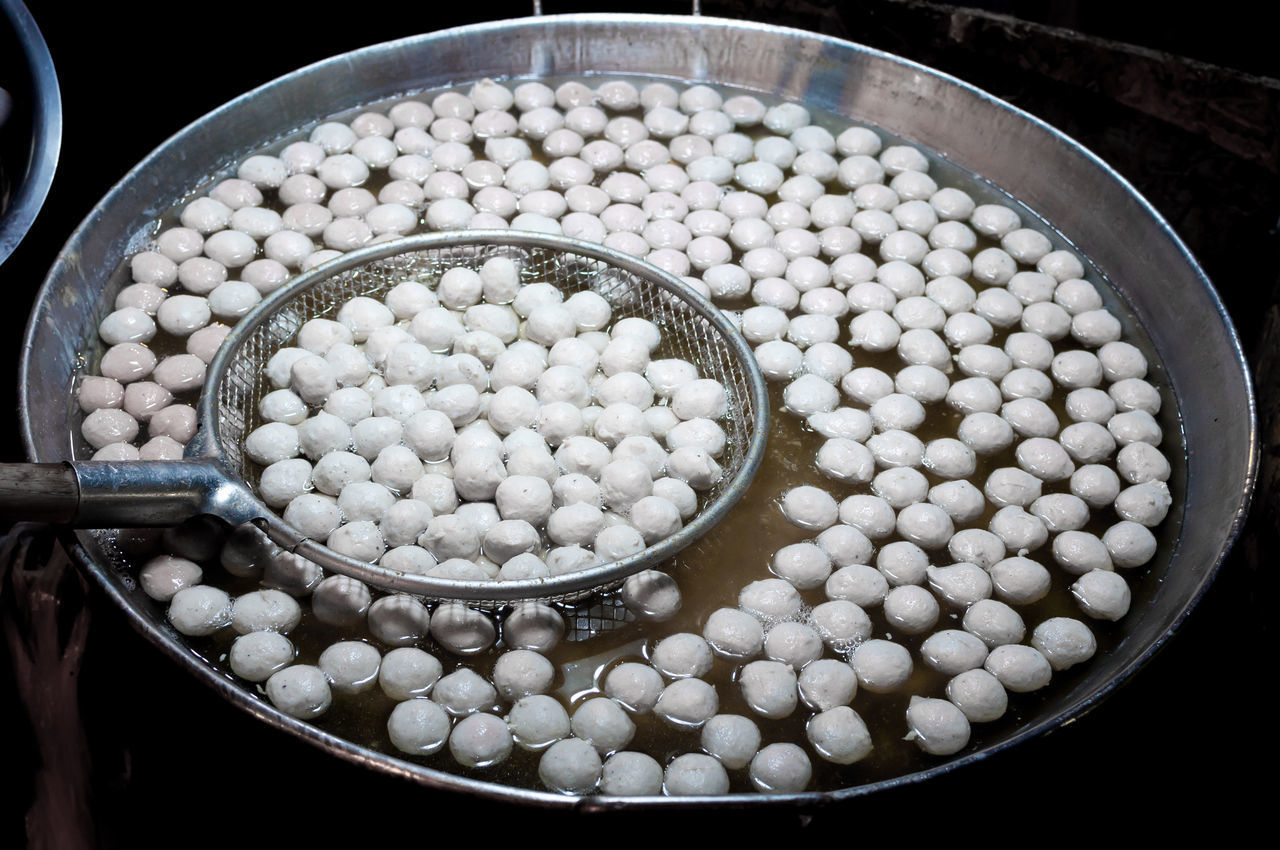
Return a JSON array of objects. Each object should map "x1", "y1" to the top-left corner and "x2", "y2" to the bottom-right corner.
[
  {"x1": 0, "y1": 460, "x2": 261, "y2": 529},
  {"x1": 0, "y1": 463, "x2": 80, "y2": 523}
]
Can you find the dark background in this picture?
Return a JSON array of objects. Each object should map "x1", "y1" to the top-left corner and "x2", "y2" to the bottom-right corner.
[{"x1": 2, "y1": 0, "x2": 1274, "y2": 842}]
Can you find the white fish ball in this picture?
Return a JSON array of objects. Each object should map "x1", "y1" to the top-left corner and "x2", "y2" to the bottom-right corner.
[
  {"x1": 266, "y1": 664, "x2": 332, "y2": 720},
  {"x1": 905, "y1": 696, "x2": 970, "y2": 756}
]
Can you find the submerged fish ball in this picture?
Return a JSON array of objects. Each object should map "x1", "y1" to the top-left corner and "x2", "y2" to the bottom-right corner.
[{"x1": 620, "y1": 569, "x2": 682, "y2": 621}]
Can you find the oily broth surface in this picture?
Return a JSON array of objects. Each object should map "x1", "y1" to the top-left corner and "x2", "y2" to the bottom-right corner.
[{"x1": 84, "y1": 73, "x2": 1182, "y2": 795}]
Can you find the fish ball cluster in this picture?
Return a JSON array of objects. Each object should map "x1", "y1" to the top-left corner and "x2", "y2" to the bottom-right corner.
[
  {"x1": 84, "y1": 75, "x2": 1178, "y2": 797},
  {"x1": 241, "y1": 262, "x2": 733, "y2": 584}
]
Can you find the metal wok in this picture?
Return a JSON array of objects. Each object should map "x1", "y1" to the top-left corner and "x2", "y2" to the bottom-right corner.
[{"x1": 18, "y1": 14, "x2": 1257, "y2": 807}]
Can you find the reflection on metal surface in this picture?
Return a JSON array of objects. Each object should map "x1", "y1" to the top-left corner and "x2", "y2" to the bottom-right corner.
[{"x1": 0, "y1": 0, "x2": 61, "y2": 266}]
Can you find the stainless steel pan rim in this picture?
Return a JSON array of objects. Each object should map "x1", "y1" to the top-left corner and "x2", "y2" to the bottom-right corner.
[{"x1": 21, "y1": 13, "x2": 1258, "y2": 807}]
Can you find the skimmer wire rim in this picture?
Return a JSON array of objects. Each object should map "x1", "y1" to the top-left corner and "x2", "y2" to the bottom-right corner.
[{"x1": 197, "y1": 230, "x2": 771, "y2": 606}]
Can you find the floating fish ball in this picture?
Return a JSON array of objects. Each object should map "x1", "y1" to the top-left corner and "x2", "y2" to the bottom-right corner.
[
  {"x1": 984, "y1": 644, "x2": 1053, "y2": 693},
  {"x1": 780, "y1": 486, "x2": 839, "y2": 530},
  {"x1": 797, "y1": 658, "x2": 858, "y2": 711},
  {"x1": 946, "y1": 668, "x2": 1008, "y2": 723},
  {"x1": 600, "y1": 752, "x2": 664, "y2": 797},
  {"x1": 378, "y1": 647, "x2": 443, "y2": 701},
  {"x1": 571, "y1": 697, "x2": 636, "y2": 753},
  {"x1": 651, "y1": 633, "x2": 715, "y2": 680},
  {"x1": 882, "y1": 585, "x2": 940, "y2": 634},
  {"x1": 702, "y1": 608, "x2": 766, "y2": 660},
  {"x1": 387, "y1": 698, "x2": 452, "y2": 756},
  {"x1": 604, "y1": 662, "x2": 666, "y2": 714},
  {"x1": 262, "y1": 663, "x2": 335, "y2": 726},
  {"x1": 538, "y1": 738, "x2": 602, "y2": 794},
  {"x1": 449, "y1": 713, "x2": 513, "y2": 768},
  {"x1": 810, "y1": 600, "x2": 873, "y2": 650},
  {"x1": 851, "y1": 639, "x2": 912, "y2": 694},
  {"x1": 230, "y1": 589, "x2": 302, "y2": 634},
  {"x1": 508, "y1": 694, "x2": 571, "y2": 752},
  {"x1": 139, "y1": 555, "x2": 202, "y2": 602},
  {"x1": 318, "y1": 641, "x2": 382, "y2": 694},
  {"x1": 763, "y1": 621, "x2": 824, "y2": 669},
  {"x1": 749, "y1": 742, "x2": 812, "y2": 793},
  {"x1": 491, "y1": 650, "x2": 554, "y2": 702},
  {"x1": 167, "y1": 585, "x2": 232, "y2": 637},
  {"x1": 1029, "y1": 617, "x2": 1097, "y2": 671},
  {"x1": 738, "y1": 660, "x2": 798, "y2": 720},
  {"x1": 655, "y1": 681, "x2": 727, "y2": 727},
  {"x1": 1071, "y1": 570, "x2": 1132, "y2": 621},
  {"x1": 663, "y1": 753, "x2": 730, "y2": 797},
  {"x1": 815, "y1": 524, "x2": 874, "y2": 569},
  {"x1": 807, "y1": 706, "x2": 874, "y2": 765},
  {"x1": 229, "y1": 631, "x2": 295, "y2": 682},
  {"x1": 770, "y1": 542, "x2": 833, "y2": 590},
  {"x1": 905, "y1": 696, "x2": 971, "y2": 756},
  {"x1": 738, "y1": 578, "x2": 803, "y2": 620}
]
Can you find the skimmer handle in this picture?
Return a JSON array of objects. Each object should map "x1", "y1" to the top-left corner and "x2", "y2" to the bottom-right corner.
[{"x1": 0, "y1": 460, "x2": 260, "y2": 528}]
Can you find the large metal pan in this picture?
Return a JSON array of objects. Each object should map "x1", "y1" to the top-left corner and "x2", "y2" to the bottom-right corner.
[
  {"x1": 18, "y1": 14, "x2": 1256, "y2": 806},
  {"x1": 0, "y1": 0, "x2": 60, "y2": 267}
]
